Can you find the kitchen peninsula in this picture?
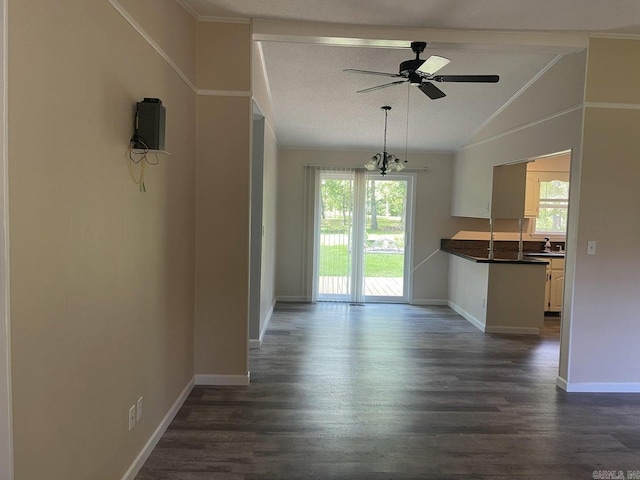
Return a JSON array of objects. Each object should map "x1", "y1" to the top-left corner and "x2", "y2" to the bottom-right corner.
[{"x1": 442, "y1": 239, "x2": 548, "y2": 335}]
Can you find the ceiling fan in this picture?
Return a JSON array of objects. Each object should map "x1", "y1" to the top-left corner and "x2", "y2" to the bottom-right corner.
[{"x1": 344, "y1": 41, "x2": 499, "y2": 100}]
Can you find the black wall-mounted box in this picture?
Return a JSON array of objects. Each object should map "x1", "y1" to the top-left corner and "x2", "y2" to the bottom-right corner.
[{"x1": 134, "y1": 98, "x2": 166, "y2": 150}]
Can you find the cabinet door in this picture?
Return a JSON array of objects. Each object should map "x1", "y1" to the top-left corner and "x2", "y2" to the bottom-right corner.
[
  {"x1": 524, "y1": 173, "x2": 540, "y2": 218},
  {"x1": 544, "y1": 265, "x2": 551, "y2": 311},
  {"x1": 549, "y1": 270, "x2": 564, "y2": 312},
  {"x1": 491, "y1": 163, "x2": 527, "y2": 219}
]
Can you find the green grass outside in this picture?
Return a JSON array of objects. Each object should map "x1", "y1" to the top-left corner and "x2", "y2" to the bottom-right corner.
[
  {"x1": 321, "y1": 216, "x2": 403, "y2": 234},
  {"x1": 318, "y1": 245, "x2": 404, "y2": 277}
]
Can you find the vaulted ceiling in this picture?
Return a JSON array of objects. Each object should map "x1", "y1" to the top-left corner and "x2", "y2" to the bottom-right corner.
[{"x1": 183, "y1": 0, "x2": 640, "y2": 152}]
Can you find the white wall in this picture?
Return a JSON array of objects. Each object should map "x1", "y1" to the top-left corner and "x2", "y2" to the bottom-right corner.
[
  {"x1": 276, "y1": 148, "x2": 464, "y2": 304},
  {"x1": 448, "y1": 256, "x2": 488, "y2": 328},
  {"x1": 259, "y1": 124, "x2": 278, "y2": 336},
  {"x1": 250, "y1": 39, "x2": 278, "y2": 344}
]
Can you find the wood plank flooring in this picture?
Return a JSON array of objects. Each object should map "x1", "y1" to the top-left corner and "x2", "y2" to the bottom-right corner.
[{"x1": 136, "y1": 303, "x2": 640, "y2": 479}]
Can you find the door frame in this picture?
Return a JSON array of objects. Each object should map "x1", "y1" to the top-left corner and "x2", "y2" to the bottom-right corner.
[
  {"x1": 364, "y1": 172, "x2": 415, "y2": 304},
  {"x1": 311, "y1": 169, "x2": 415, "y2": 304}
]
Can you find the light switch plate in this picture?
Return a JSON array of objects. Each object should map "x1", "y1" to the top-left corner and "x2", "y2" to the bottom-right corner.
[
  {"x1": 128, "y1": 405, "x2": 136, "y2": 431},
  {"x1": 587, "y1": 240, "x2": 596, "y2": 255}
]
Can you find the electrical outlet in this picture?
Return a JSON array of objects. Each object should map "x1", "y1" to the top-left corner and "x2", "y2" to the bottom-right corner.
[
  {"x1": 128, "y1": 405, "x2": 136, "y2": 431},
  {"x1": 587, "y1": 240, "x2": 596, "y2": 255},
  {"x1": 136, "y1": 397, "x2": 143, "y2": 421}
]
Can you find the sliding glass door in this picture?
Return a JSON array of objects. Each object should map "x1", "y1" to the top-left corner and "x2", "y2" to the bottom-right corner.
[{"x1": 314, "y1": 168, "x2": 413, "y2": 303}]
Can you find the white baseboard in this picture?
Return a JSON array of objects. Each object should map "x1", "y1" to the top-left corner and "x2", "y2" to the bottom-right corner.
[
  {"x1": 448, "y1": 301, "x2": 485, "y2": 332},
  {"x1": 562, "y1": 381, "x2": 640, "y2": 393},
  {"x1": 276, "y1": 296, "x2": 310, "y2": 302},
  {"x1": 249, "y1": 299, "x2": 276, "y2": 348},
  {"x1": 411, "y1": 299, "x2": 449, "y2": 306},
  {"x1": 121, "y1": 377, "x2": 194, "y2": 480},
  {"x1": 195, "y1": 373, "x2": 250, "y2": 386},
  {"x1": 556, "y1": 376, "x2": 569, "y2": 391},
  {"x1": 259, "y1": 300, "x2": 275, "y2": 344},
  {"x1": 485, "y1": 326, "x2": 540, "y2": 335}
]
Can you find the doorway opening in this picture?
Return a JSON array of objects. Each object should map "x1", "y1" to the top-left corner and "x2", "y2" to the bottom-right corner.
[
  {"x1": 525, "y1": 151, "x2": 571, "y2": 317},
  {"x1": 312, "y1": 168, "x2": 414, "y2": 303}
]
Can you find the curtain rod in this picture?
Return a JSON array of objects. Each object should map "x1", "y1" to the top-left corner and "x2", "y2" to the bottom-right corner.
[{"x1": 303, "y1": 164, "x2": 429, "y2": 172}]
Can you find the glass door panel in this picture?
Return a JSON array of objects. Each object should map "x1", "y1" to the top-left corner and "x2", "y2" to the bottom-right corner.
[
  {"x1": 363, "y1": 178, "x2": 408, "y2": 301},
  {"x1": 314, "y1": 170, "x2": 412, "y2": 303},
  {"x1": 316, "y1": 171, "x2": 354, "y2": 301}
]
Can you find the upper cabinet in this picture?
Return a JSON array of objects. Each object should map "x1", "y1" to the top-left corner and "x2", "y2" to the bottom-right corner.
[
  {"x1": 491, "y1": 163, "x2": 527, "y2": 219},
  {"x1": 524, "y1": 173, "x2": 540, "y2": 217}
]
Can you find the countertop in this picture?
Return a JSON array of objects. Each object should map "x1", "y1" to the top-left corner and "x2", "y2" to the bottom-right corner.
[
  {"x1": 440, "y1": 239, "x2": 565, "y2": 265},
  {"x1": 443, "y1": 248, "x2": 549, "y2": 264},
  {"x1": 523, "y1": 252, "x2": 565, "y2": 258}
]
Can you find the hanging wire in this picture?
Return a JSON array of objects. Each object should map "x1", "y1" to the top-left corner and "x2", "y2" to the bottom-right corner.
[
  {"x1": 127, "y1": 136, "x2": 160, "y2": 192},
  {"x1": 404, "y1": 83, "x2": 410, "y2": 163}
]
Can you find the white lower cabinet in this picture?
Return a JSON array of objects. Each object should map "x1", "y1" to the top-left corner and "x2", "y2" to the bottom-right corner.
[
  {"x1": 544, "y1": 258, "x2": 565, "y2": 312},
  {"x1": 549, "y1": 268, "x2": 564, "y2": 311},
  {"x1": 540, "y1": 257, "x2": 564, "y2": 312}
]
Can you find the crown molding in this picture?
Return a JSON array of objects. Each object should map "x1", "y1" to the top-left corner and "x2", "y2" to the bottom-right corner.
[
  {"x1": 199, "y1": 15, "x2": 251, "y2": 24},
  {"x1": 174, "y1": 0, "x2": 198, "y2": 20}
]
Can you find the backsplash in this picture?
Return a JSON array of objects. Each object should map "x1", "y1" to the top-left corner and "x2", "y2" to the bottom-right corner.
[{"x1": 441, "y1": 238, "x2": 566, "y2": 259}]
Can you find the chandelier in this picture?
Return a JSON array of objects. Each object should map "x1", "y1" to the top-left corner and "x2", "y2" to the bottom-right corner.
[{"x1": 364, "y1": 106, "x2": 407, "y2": 176}]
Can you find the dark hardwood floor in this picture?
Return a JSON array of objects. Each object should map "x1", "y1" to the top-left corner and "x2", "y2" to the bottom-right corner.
[{"x1": 136, "y1": 303, "x2": 640, "y2": 479}]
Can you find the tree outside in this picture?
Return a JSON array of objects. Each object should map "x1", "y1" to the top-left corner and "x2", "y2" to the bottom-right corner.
[
  {"x1": 319, "y1": 177, "x2": 407, "y2": 282},
  {"x1": 536, "y1": 179, "x2": 569, "y2": 234}
]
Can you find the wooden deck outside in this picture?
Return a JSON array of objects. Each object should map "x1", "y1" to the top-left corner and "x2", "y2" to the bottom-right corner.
[{"x1": 318, "y1": 276, "x2": 403, "y2": 297}]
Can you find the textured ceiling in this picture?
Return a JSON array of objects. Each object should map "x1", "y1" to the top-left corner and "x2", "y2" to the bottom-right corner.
[
  {"x1": 185, "y1": 0, "x2": 640, "y2": 33},
  {"x1": 262, "y1": 42, "x2": 556, "y2": 151},
  {"x1": 182, "y1": 0, "x2": 640, "y2": 152}
]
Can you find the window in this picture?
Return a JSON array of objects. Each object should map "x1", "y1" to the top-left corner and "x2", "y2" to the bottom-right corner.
[{"x1": 533, "y1": 173, "x2": 569, "y2": 236}]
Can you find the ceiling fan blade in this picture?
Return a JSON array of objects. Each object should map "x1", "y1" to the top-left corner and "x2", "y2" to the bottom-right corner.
[
  {"x1": 344, "y1": 68, "x2": 404, "y2": 78},
  {"x1": 418, "y1": 82, "x2": 446, "y2": 100},
  {"x1": 356, "y1": 80, "x2": 408, "y2": 93},
  {"x1": 416, "y1": 55, "x2": 450, "y2": 76},
  {"x1": 432, "y1": 75, "x2": 500, "y2": 83}
]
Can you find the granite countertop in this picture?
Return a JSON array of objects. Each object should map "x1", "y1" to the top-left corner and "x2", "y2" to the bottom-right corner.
[
  {"x1": 523, "y1": 252, "x2": 565, "y2": 258},
  {"x1": 443, "y1": 249, "x2": 549, "y2": 264},
  {"x1": 440, "y1": 239, "x2": 558, "y2": 265}
]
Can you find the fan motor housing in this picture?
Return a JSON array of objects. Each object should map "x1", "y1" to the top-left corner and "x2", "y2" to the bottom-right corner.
[{"x1": 399, "y1": 59, "x2": 424, "y2": 77}]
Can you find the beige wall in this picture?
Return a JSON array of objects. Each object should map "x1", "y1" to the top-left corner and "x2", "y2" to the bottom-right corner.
[
  {"x1": 117, "y1": 0, "x2": 197, "y2": 85},
  {"x1": 198, "y1": 22, "x2": 251, "y2": 91},
  {"x1": 452, "y1": 52, "x2": 586, "y2": 219},
  {"x1": 275, "y1": 148, "x2": 461, "y2": 304},
  {"x1": 567, "y1": 37, "x2": 640, "y2": 386},
  {"x1": 486, "y1": 264, "x2": 546, "y2": 330},
  {"x1": 194, "y1": 22, "x2": 252, "y2": 376},
  {"x1": 9, "y1": 1, "x2": 196, "y2": 478},
  {"x1": 451, "y1": 51, "x2": 586, "y2": 381}
]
